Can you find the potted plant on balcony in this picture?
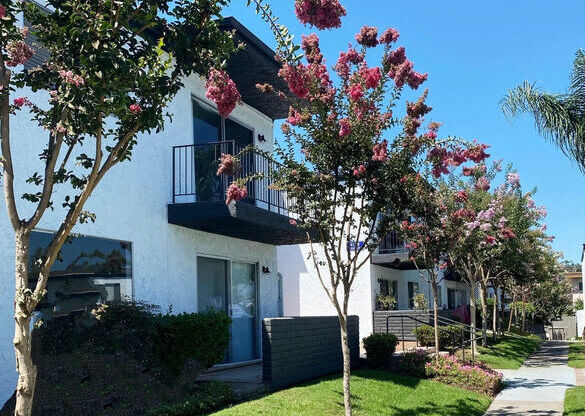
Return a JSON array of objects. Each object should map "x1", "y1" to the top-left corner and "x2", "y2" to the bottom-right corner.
[{"x1": 376, "y1": 294, "x2": 397, "y2": 311}]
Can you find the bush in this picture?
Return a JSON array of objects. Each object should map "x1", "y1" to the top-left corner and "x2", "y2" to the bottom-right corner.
[
  {"x1": 363, "y1": 333, "x2": 398, "y2": 368},
  {"x1": 154, "y1": 309, "x2": 232, "y2": 374},
  {"x1": 37, "y1": 299, "x2": 160, "y2": 359},
  {"x1": 397, "y1": 349, "x2": 431, "y2": 378},
  {"x1": 425, "y1": 355, "x2": 503, "y2": 396},
  {"x1": 413, "y1": 324, "x2": 467, "y2": 349},
  {"x1": 147, "y1": 382, "x2": 232, "y2": 416}
]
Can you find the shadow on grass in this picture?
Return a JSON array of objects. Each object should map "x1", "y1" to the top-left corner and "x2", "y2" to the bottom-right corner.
[
  {"x1": 477, "y1": 335, "x2": 540, "y2": 365},
  {"x1": 383, "y1": 398, "x2": 487, "y2": 416}
]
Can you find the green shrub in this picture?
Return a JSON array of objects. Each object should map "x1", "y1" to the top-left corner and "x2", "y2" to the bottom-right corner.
[
  {"x1": 37, "y1": 299, "x2": 160, "y2": 358},
  {"x1": 397, "y1": 349, "x2": 431, "y2": 377},
  {"x1": 154, "y1": 309, "x2": 231, "y2": 374},
  {"x1": 147, "y1": 382, "x2": 232, "y2": 416},
  {"x1": 363, "y1": 333, "x2": 398, "y2": 368},
  {"x1": 414, "y1": 324, "x2": 467, "y2": 348}
]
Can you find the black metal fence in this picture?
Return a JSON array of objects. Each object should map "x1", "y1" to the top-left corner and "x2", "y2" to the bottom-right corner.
[
  {"x1": 378, "y1": 231, "x2": 408, "y2": 254},
  {"x1": 172, "y1": 140, "x2": 293, "y2": 216}
]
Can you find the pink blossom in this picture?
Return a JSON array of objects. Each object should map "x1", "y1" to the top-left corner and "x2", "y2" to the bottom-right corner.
[
  {"x1": 6, "y1": 41, "x2": 33, "y2": 67},
  {"x1": 425, "y1": 130, "x2": 437, "y2": 139},
  {"x1": 355, "y1": 26, "x2": 378, "y2": 47},
  {"x1": 13, "y1": 97, "x2": 27, "y2": 108},
  {"x1": 464, "y1": 142, "x2": 490, "y2": 163},
  {"x1": 339, "y1": 118, "x2": 351, "y2": 137},
  {"x1": 353, "y1": 164, "x2": 366, "y2": 177},
  {"x1": 217, "y1": 153, "x2": 238, "y2": 176},
  {"x1": 301, "y1": 33, "x2": 323, "y2": 64},
  {"x1": 476, "y1": 176, "x2": 490, "y2": 191},
  {"x1": 372, "y1": 140, "x2": 388, "y2": 161},
  {"x1": 226, "y1": 183, "x2": 248, "y2": 205},
  {"x1": 205, "y1": 68, "x2": 241, "y2": 117},
  {"x1": 289, "y1": 219, "x2": 298, "y2": 226},
  {"x1": 295, "y1": 0, "x2": 346, "y2": 30},
  {"x1": 279, "y1": 64, "x2": 310, "y2": 99},
  {"x1": 386, "y1": 46, "x2": 407, "y2": 67},
  {"x1": 379, "y1": 28, "x2": 399, "y2": 44},
  {"x1": 58, "y1": 70, "x2": 85, "y2": 86},
  {"x1": 359, "y1": 65, "x2": 382, "y2": 89},
  {"x1": 500, "y1": 228, "x2": 516, "y2": 239},
  {"x1": 287, "y1": 107, "x2": 303, "y2": 125},
  {"x1": 0, "y1": 5, "x2": 6, "y2": 18},
  {"x1": 485, "y1": 235, "x2": 497, "y2": 245},
  {"x1": 455, "y1": 190, "x2": 468, "y2": 202},
  {"x1": 348, "y1": 84, "x2": 363, "y2": 101},
  {"x1": 507, "y1": 172, "x2": 520, "y2": 187},
  {"x1": 129, "y1": 103, "x2": 141, "y2": 115},
  {"x1": 55, "y1": 123, "x2": 67, "y2": 134}
]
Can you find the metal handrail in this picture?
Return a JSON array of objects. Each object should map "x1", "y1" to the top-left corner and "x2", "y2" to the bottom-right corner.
[
  {"x1": 386, "y1": 313, "x2": 482, "y2": 362},
  {"x1": 171, "y1": 140, "x2": 295, "y2": 216}
]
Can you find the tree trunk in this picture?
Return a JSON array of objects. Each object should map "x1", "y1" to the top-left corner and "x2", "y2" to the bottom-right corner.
[
  {"x1": 508, "y1": 292, "x2": 516, "y2": 333},
  {"x1": 479, "y1": 282, "x2": 488, "y2": 347},
  {"x1": 492, "y1": 283, "x2": 498, "y2": 340},
  {"x1": 338, "y1": 315, "x2": 352, "y2": 416},
  {"x1": 469, "y1": 279, "x2": 477, "y2": 357},
  {"x1": 13, "y1": 230, "x2": 37, "y2": 416},
  {"x1": 521, "y1": 289, "x2": 526, "y2": 333},
  {"x1": 431, "y1": 280, "x2": 440, "y2": 362}
]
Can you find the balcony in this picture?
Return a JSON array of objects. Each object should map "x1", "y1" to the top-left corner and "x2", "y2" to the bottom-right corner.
[
  {"x1": 167, "y1": 141, "x2": 308, "y2": 245},
  {"x1": 371, "y1": 231, "x2": 410, "y2": 267}
]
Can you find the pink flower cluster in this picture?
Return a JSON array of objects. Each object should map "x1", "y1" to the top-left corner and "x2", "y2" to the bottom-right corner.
[
  {"x1": 59, "y1": 70, "x2": 85, "y2": 86},
  {"x1": 205, "y1": 68, "x2": 241, "y2": 117},
  {"x1": 339, "y1": 118, "x2": 351, "y2": 137},
  {"x1": 425, "y1": 355, "x2": 503, "y2": 396},
  {"x1": 287, "y1": 107, "x2": 303, "y2": 125},
  {"x1": 295, "y1": 0, "x2": 346, "y2": 30},
  {"x1": 378, "y1": 28, "x2": 399, "y2": 44},
  {"x1": 0, "y1": 5, "x2": 6, "y2": 18},
  {"x1": 385, "y1": 47, "x2": 427, "y2": 89},
  {"x1": 334, "y1": 47, "x2": 363, "y2": 79},
  {"x1": 359, "y1": 65, "x2": 382, "y2": 89},
  {"x1": 13, "y1": 96, "x2": 32, "y2": 108},
  {"x1": 353, "y1": 164, "x2": 366, "y2": 177},
  {"x1": 226, "y1": 183, "x2": 247, "y2": 205},
  {"x1": 217, "y1": 153, "x2": 238, "y2": 176},
  {"x1": 372, "y1": 140, "x2": 388, "y2": 161},
  {"x1": 475, "y1": 176, "x2": 491, "y2": 191},
  {"x1": 355, "y1": 26, "x2": 378, "y2": 47},
  {"x1": 129, "y1": 103, "x2": 141, "y2": 115},
  {"x1": 6, "y1": 40, "x2": 33, "y2": 67},
  {"x1": 301, "y1": 33, "x2": 323, "y2": 64},
  {"x1": 507, "y1": 172, "x2": 520, "y2": 187}
]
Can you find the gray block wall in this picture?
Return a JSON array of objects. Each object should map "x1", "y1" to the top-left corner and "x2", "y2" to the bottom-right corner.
[{"x1": 262, "y1": 316, "x2": 359, "y2": 389}]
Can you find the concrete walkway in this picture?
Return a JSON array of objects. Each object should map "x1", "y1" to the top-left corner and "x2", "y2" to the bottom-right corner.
[{"x1": 484, "y1": 341, "x2": 575, "y2": 416}]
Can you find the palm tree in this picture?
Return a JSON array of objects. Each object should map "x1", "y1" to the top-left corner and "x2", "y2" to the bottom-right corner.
[{"x1": 501, "y1": 50, "x2": 585, "y2": 171}]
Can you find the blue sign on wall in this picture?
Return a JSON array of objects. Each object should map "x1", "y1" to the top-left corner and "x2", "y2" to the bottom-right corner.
[{"x1": 347, "y1": 241, "x2": 365, "y2": 251}]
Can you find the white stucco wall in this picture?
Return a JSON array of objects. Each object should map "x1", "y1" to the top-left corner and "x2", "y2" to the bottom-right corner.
[
  {"x1": 278, "y1": 243, "x2": 375, "y2": 339},
  {"x1": 0, "y1": 71, "x2": 279, "y2": 402}
]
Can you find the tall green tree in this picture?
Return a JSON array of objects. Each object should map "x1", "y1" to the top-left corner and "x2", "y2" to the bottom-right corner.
[{"x1": 501, "y1": 50, "x2": 585, "y2": 171}]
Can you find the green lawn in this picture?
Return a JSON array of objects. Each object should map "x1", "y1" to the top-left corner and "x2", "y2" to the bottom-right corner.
[
  {"x1": 564, "y1": 387, "x2": 585, "y2": 416},
  {"x1": 210, "y1": 370, "x2": 491, "y2": 416},
  {"x1": 473, "y1": 334, "x2": 541, "y2": 369},
  {"x1": 568, "y1": 343, "x2": 585, "y2": 368}
]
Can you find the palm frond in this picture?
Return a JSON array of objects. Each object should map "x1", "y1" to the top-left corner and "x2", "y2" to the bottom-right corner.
[{"x1": 501, "y1": 58, "x2": 585, "y2": 172}]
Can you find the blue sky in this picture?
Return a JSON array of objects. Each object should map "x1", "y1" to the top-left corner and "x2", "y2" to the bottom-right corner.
[{"x1": 223, "y1": 0, "x2": 585, "y2": 262}]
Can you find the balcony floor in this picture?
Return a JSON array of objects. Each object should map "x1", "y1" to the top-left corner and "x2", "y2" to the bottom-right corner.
[{"x1": 168, "y1": 201, "x2": 309, "y2": 245}]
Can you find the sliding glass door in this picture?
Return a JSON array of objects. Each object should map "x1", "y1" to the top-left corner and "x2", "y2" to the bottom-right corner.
[{"x1": 197, "y1": 257, "x2": 259, "y2": 363}]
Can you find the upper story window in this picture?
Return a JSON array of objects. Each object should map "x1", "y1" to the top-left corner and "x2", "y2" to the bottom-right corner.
[
  {"x1": 28, "y1": 231, "x2": 133, "y2": 319},
  {"x1": 193, "y1": 100, "x2": 252, "y2": 147}
]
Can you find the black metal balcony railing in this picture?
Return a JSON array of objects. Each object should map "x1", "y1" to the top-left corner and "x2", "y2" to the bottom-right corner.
[
  {"x1": 172, "y1": 140, "x2": 293, "y2": 216},
  {"x1": 378, "y1": 231, "x2": 408, "y2": 254}
]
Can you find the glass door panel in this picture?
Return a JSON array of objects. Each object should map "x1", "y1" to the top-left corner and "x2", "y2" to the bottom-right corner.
[
  {"x1": 193, "y1": 101, "x2": 223, "y2": 201},
  {"x1": 197, "y1": 257, "x2": 228, "y2": 312},
  {"x1": 230, "y1": 262, "x2": 258, "y2": 362}
]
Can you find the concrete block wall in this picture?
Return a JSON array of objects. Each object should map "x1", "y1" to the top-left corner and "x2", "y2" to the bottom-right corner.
[{"x1": 262, "y1": 316, "x2": 359, "y2": 389}]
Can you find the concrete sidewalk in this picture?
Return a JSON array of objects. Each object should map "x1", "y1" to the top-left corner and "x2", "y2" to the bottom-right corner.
[{"x1": 484, "y1": 341, "x2": 575, "y2": 416}]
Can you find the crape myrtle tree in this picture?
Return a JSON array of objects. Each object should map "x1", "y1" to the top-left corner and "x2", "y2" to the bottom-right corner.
[
  {"x1": 0, "y1": 0, "x2": 295, "y2": 413},
  {"x1": 399, "y1": 144, "x2": 490, "y2": 360},
  {"x1": 220, "y1": 23, "x2": 482, "y2": 416}
]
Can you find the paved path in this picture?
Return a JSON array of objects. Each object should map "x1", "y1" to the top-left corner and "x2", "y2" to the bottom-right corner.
[{"x1": 484, "y1": 341, "x2": 575, "y2": 416}]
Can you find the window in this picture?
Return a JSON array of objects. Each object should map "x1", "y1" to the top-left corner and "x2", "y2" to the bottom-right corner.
[
  {"x1": 448, "y1": 288, "x2": 456, "y2": 309},
  {"x1": 579, "y1": 282, "x2": 583, "y2": 293},
  {"x1": 193, "y1": 100, "x2": 253, "y2": 147},
  {"x1": 408, "y1": 282, "x2": 419, "y2": 309},
  {"x1": 28, "y1": 231, "x2": 132, "y2": 319}
]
